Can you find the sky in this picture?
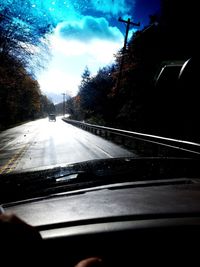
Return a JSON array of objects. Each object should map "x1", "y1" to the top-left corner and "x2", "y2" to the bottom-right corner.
[
  {"x1": 9, "y1": 0, "x2": 160, "y2": 103},
  {"x1": 36, "y1": 15, "x2": 125, "y2": 99}
]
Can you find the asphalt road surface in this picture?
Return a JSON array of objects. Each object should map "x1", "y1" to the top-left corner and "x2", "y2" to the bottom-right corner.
[{"x1": 0, "y1": 117, "x2": 135, "y2": 174}]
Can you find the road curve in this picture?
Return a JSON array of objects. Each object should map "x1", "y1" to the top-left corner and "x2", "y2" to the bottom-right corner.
[{"x1": 0, "y1": 117, "x2": 135, "y2": 174}]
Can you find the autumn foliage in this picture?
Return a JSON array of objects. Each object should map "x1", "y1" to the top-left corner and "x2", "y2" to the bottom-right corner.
[
  {"x1": 0, "y1": 2, "x2": 54, "y2": 129},
  {"x1": 66, "y1": 0, "x2": 199, "y2": 141}
]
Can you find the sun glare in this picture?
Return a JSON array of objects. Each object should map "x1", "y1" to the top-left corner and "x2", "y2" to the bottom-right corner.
[{"x1": 37, "y1": 29, "x2": 123, "y2": 98}]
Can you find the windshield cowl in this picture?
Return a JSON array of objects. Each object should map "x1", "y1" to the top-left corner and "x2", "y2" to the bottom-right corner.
[{"x1": 1, "y1": 157, "x2": 200, "y2": 204}]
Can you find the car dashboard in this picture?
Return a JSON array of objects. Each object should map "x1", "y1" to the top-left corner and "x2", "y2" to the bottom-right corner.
[{"x1": 2, "y1": 178, "x2": 200, "y2": 266}]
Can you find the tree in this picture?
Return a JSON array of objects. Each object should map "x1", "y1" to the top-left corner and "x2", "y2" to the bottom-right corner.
[
  {"x1": 79, "y1": 66, "x2": 91, "y2": 91},
  {"x1": 0, "y1": 0, "x2": 55, "y2": 129},
  {"x1": 40, "y1": 94, "x2": 55, "y2": 117},
  {"x1": 0, "y1": 56, "x2": 42, "y2": 127},
  {"x1": 0, "y1": 0, "x2": 53, "y2": 75},
  {"x1": 67, "y1": 65, "x2": 115, "y2": 124}
]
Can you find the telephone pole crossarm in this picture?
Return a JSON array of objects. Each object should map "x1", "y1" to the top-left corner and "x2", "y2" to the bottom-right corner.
[
  {"x1": 118, "y1": 17, "x2": 140, "y2": 27},
  {"x1": 116, "y1": 17, "x2": 140, "y2": 91},
  {"x1": 118, "y1": 17, "x2": 140, "y2": 50}
]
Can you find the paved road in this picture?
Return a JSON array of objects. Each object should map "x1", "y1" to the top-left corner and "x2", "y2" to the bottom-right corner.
[{"x1": 0, "y1": 117, "x2": 135, "y2": 174}]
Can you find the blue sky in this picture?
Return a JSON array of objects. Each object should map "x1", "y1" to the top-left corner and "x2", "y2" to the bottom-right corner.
[
  {"x1": 37, "y1": 16, "x2": 124, "y2": 98},
  {"x1": 35, "y1": 0, "x2": 135, "y2": 99},
  {"x1": 1, "y1": 0, "x2": 160, "y2": 102}
]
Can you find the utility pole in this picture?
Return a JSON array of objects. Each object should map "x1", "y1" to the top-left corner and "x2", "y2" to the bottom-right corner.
[
  {"x1": 116, "y1": 17, "x2": 140, "y2": 91},
  {"x1": 62, "y1": 93, "x2": 65, "y2": 116}
]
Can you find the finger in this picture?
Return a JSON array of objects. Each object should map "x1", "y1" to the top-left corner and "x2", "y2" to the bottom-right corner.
[{"x1": 75, "y1": 257, "x2": 103, "y2": 267}]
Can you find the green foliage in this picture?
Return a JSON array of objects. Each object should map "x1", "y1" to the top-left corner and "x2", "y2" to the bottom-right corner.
[{"x1": 67, "y1": 65, "x2": 115, "y2": 123}]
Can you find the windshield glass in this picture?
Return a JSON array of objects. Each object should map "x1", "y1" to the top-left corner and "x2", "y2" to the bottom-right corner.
[{"x1": 0, "y1": 1, "x2": 199, "y2": 179}]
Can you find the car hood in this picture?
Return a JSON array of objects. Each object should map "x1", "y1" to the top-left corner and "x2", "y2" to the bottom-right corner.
[{"x1": 1, "y1": 156, "x2": 200, "y2": 204}]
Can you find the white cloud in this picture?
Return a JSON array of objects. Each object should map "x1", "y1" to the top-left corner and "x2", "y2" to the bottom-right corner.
[
  {"x1": 37, "y1": 19, "x2": 123, "y2": 97},
  {"x1": 38, "y1": 68, "x2": 80, "y2": 96},
  {"x1": 58, "y1": 16, "x2": 123, "y2": 42}
]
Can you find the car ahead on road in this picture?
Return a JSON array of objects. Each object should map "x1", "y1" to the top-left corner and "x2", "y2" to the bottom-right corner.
[{"x1": 48, "y1": 114, "x2": 56, "y2": 122}]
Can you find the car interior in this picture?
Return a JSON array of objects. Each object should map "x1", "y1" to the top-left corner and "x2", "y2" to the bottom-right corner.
[
  {"x1": 1, "y1": 2, "x2": 199, "y2": 266},
  {"x1": 2, "y1": 174, "x2": 200, "y2": 267}
]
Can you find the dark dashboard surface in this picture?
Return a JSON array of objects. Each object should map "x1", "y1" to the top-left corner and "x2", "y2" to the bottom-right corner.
[
  {"x1": 3, "y1": 179, "x2": 200, "y2": 228},
  {"x1": 2, "y1": 179, "x2": 200, "y2": 266}
]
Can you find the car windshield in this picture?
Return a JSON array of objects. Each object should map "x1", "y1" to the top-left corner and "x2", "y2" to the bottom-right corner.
[{"x1": 0, "y1": 0, "x2": 199, "y2": 201}]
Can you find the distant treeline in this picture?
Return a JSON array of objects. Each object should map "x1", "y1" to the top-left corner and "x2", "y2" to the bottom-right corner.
[
  {"x1": 0, "y1": 54, "x2": 56, "y2": 130},
  {"x1": 65, "y1": 0, "x2": 199, "y2": 141}
]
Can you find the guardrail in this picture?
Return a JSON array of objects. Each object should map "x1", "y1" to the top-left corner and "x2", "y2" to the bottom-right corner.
[{"x1": 62, "y1": 118, "x2": 200, "y2": 157}]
